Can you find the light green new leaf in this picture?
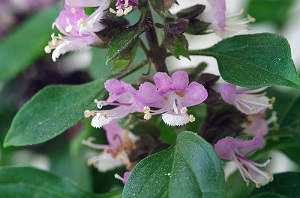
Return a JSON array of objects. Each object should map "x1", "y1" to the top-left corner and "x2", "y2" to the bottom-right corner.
[
  {"x1": 0, "y1": 166, "x2": 121, "y2": 198},
  {"x1": 0, "y1": 4, "x2": 60, "y2": 82},
  {"x1": 123, "y1": 131, "x2": 225, "y2": 198},
  {"x1": 250, "y1": 172, "x2": 300, "y2": 198},
  {"x1": 4, "y1": 80, "x2": 105, "y2": 147},
  {"x1": 190, "y1": 33, "x2": 300, "y2": 88}
]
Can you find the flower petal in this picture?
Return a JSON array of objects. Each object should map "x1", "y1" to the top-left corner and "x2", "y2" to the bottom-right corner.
[
  {"x1": 91, "y1": 113, "x2": 113, "y2": 128},
  {"x1": 123, "y1": 171, "x2": 131, "y2": 184},
  {"x1": 89, "y1": 153, "x2": 124, "y2": 172},
  {"x1": 235, "y1": 94, "x2": 270, "y2": 115},
  {"x1": 103, "y1": 121, "x2": 124, "y2": 148},
  {"x1": 221, "y1": 83, "x2": 236, "y2": 104},
  {"x1": 171, "y1": 70, "x2": 189, "y2": 91},
  {"x1": 182, "y1": 82, "x2": 208, "y2": 107},
  {"x1": 135, "y1": 82, "x2": 165, "y2": 108},
  {"x1": 236, "y1": 132, "x2": 264, "y2": 156},
  {"x1": 207, "y1": 0, "x2": 226, "y2": 31},
  {"x1": 153, "y1": 72, "x2": 172, "y2": 93},
  {"x1": 214, "y1": 136, "x2": 236, "y2": 160},
  {"x1": 162, "y1": 113, "x2": 190, "y2": 126}
]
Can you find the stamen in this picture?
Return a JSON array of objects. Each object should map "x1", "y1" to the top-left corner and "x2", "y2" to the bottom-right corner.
[
  {"x1": 51, "y1": 33, "x2": 57, "y2": 46},
  {"x1": 180, "y1": 107, "x2": 187, "y2": 114},
  {"x1": 144, "y1": 112, "x2": 152, "y2": 120},
  {"x1": 268, "y1": 97, "x2": 276, "y2": 109},
  {"x1": 189, "y1": 115, "x2": 195, "y2": 122},
  {"x1": 143, "y1": 106, "x2": 150, "y2": 113},
  {"x1": 84, "y1": 110, "x2": 91, "y2": 118},
  {"x1": 247, "y1": 14, "x2": 256, "y2": 22},
  {"x1": 44, "y1": 46, "x2": 51, "y2": 53},
  {"x1": 77, "y1": 19, "x2": 84, "y2": 27},
  {"x1": 103, "y1": 111, "x2": 108, "y2": 119},
  {"x1": 256, "y1": 182, "x2": 261, "y2": 188},
  {"x1": 71, "y1": 7, "x2": 76, "y2": 14},
  {"x1": 245, "y1": 180, "x2": 250, "y2": 187}
]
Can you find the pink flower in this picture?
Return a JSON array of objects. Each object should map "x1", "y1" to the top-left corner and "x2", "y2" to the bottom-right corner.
[
  {"x1": 84, "y1": 79, "x2": 142, "y2": 128},
  {"x1": 215, "y1": 132, "x2": 273, "y2": 188},
  {"x1": 109, "y1": 0, "x2": 139, "y2": 16},
  {"x1": 82, "y1": 121, "x2": 138, "y2": 172},
  {"x1": 220, "y1": 83, "x2": 275, "y2": 115},
  {"x1": 242, "y1": 111, "x2": 277, "y2": 137},
  {"x1": 45, "y1": 1, "x2": 109, "y2": 61},
  {"x1": 135, "y1": 71, "x2": 208, "y2": 126},
  {"x1": 201, "y1": 0, "x2": 255, "y2": 38}
]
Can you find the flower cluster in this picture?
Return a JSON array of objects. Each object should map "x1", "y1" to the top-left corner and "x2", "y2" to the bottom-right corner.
[
  {"x1": 215, "y1": 131, "x2": 273, "y2": 188},
  {"x1": 85, "y1": 71, "x2": 208, "y2": 128},
  {"x1": 213, "y1": 82, "x2": 276, "y2": 187}
]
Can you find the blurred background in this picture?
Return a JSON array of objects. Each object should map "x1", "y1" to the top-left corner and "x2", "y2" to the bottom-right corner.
[{"x1": 0, "y1": 0, "x2": 299, "y2": 195}]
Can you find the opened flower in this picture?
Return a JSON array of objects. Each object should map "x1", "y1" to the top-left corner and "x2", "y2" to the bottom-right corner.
[
  {"x1": 45, "y1": 1, "x2": 109, "y2": 61},
  {"x1": 215, "y1": 132, "x2": 273, "y2": 188},
  {"x1": 82, "y1": 121, "x2": 138, "y2": 172},
  {"x1": 135, "y1": 71, "x2": 208, "y2": 126},
  {"x1": 85, "y1": 79, "x2": 141, "y2": 128},
  {"x1": 220, "y1": 83, "x2": 275, "y2": 115},
  {"x1": 201, "y1": 0, "x2": 255, "y2": 38}
]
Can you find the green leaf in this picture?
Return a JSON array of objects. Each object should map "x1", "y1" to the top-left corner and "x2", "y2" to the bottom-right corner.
[
  {"x1": 106, "y1": 7, "x2": 148, "y2": 65},
  {"x1": 111, "y1": 39, "x2": 139, "y2": 71},
  {"x1": 4, "y1": 80, "x2": 105, "y2": 147},
  {"x1": 279, "y1": 93, "x2": 300, "y2": 127},
  {"x1": 0, "y1": 166, "x2": 121, "y2": 198},
  {"x1": 250, "y1": 172, "x2": 300, "y2": 198},
  {"x1": 191, "y1": 33, "x2": 300, "y2": 88},
  {"x1": 165, "y1": 33, "x2": 190, "y2": 59},
  {"x1": 0, "y1": 4, "x2": 60, "y2": 82},
  {"x1": 123, "y1": 131, "x2": 225, "y2": 198}
]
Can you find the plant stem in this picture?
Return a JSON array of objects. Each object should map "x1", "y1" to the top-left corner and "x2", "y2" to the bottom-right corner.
[
  {"x1": 145, "y1": 3, "x2": 168, "y2": 73},
  {"x1": 117, "y1": 59, "x2": 151, "y2": 80}
]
